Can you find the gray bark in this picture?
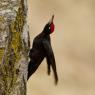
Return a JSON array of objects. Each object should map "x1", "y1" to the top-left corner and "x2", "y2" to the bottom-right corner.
[{"x1": 0, "y1": 0, "x2": 30, "y2": 95}]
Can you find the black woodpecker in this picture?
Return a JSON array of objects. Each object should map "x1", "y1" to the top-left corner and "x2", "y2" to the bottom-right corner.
[{"x1": 28, "y1": 15, "x2": 58, "y2": 85}]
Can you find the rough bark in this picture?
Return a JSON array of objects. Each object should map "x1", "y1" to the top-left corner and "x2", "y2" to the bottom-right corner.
[{"x1": 0, "y1": 0, "x2": 30, "y2": 95}]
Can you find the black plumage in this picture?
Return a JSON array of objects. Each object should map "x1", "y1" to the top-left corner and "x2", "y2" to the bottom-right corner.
[{"x1": 28, "y1": 15, "x2": 58, "y2": 84}]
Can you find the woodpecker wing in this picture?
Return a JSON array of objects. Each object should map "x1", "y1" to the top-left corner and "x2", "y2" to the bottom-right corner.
[{"x1": 43, "y1": 40, "x2": 58, "y2": 84}]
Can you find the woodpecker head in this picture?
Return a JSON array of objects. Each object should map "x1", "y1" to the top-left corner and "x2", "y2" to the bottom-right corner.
[{"x1": 43, "y1": 15, "x2": 55, "y2": 35}]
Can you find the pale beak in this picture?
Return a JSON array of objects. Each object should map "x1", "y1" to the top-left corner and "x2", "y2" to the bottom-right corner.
[{"x1": 49, "y1": 15, "x2": 54, "y2": 24}]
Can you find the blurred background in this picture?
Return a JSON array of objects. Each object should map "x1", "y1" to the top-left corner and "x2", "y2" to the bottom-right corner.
[{"x1": 27, "y1": 0, "x2": 95, "y2": 95}]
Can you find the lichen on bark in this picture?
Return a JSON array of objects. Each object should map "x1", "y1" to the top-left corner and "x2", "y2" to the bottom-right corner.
[{"x1": 0, "y1": 0, "x2": 30, "y2": 95}]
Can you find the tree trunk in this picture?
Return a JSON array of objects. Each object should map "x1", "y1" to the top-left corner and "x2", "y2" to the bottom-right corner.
[{"x1": 0, "y1": 0, "x2": 30, "y2": 95}]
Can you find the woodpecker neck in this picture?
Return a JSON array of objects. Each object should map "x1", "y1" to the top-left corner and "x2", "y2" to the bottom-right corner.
[{"x1": 42, "y1": 30, "x2": 50, "y2": 36}]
